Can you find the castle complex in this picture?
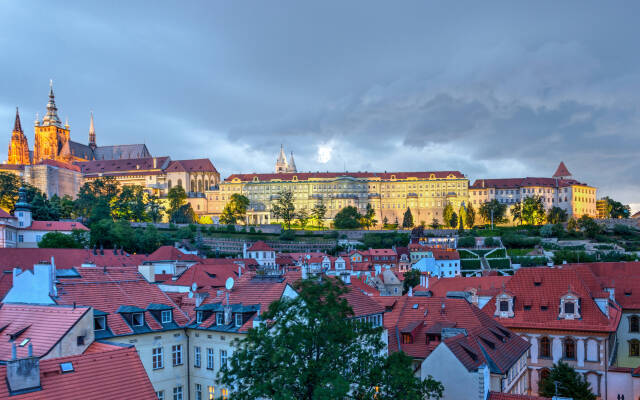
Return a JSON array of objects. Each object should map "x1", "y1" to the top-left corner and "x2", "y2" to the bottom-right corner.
[{"x1": 7, "y1": 81, "x2": 150, "y2": 166}]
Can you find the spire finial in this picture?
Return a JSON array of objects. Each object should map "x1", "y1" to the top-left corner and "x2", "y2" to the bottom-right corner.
[
  {"x1": 49, "y1": 79, "x2": 54, "y2": 97},
  {"x1": 88, "y1": 111, "x2": 97, "y2": 149},
  {"x1": 13, "y1": 107, "x2": 22, "y2": 132}
]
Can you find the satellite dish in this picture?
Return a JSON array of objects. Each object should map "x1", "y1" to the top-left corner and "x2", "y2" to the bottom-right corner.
[
  {"x1": 305, "y1": 254, "x2": 311, "y2": 260},
  {"x1": 225, "y1": 277, "x2": 235, "y2": 291},
  {"x1": 187, "y1": 291, "x2": 194, "y2": 298},
  {"x1": 191, "y1": 282, "x2": 197, "y2": 292}
]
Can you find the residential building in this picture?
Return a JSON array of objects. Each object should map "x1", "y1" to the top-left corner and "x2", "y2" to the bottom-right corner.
[
  {"x1": 384, "y1": 296, "x2": 530, "y2": 399},
  {"x1": 0, "y1": 342, "x2": 157, "y2": 399},
  {"x1": 203, "y1": 168, "x2": 469, "y2": 225},
  {"x1": 409, "y1": 243, "x2": 461, "y2": 278},
  {"x1": 137, "y1": 245, "x2": 203, "y2": 282},
  {"x1": 469, "y1": 162, "x2": 597, "y2": 220},
  {"x1": 484, "y1": 266, "x2": 621, "y2": 397},
  {"x1": 0, "y1": 187, "x2": 88, "y2": 248},
  {"x1": 243, "y1": 240, "x2": 276, "y2": 268}
]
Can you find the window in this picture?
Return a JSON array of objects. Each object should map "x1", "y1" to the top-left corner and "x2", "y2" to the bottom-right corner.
[
  {"x1": 94, "y1": 316, "x2": 106, "y2": 331},
  {"x1": 216, "y1": 312, "x2": 223, "y2": 325},
  {"x1": 18, "y1": 234, "x2": 23, "y2": 242},
  {"x1": 161, "y1": 310, "x2": 172, "y2": 323},
  {"x1": 207, "y1": 386, "x2": 215, "y2": 400},
  {"x1": 630, "y1": 315, "x2": 640, "y2": 333},
  {"x1": 194, "y1": 346, "x2": 201, "y2": 368},
  {"x1": 221, "y1": 388, "x2": 228, "y2": 399},
  {"x1": 132, "y1": 312, "x2": 144, "y2": 327},
  {"x1": 195, "y1": 384, "x2": 202, "y2": 400},
  {"x1": 196, "y1": 311, "x2": 203, "y2": 324},
  {"x1": 539, "y1": 337, "x2": 551, "y2": 358},
  {"x1": 77, "y1": 335, "x2": 85, "y2": 346},
  {"x1": 172, "y1": 344, "x2": 183, "y2": 366},
  {"x1": 499, "y1": 301, "x2": 509, "y2": 312},
  {"x1": 630, "y1": 340, "x2": 640, "y2": 357},
  {"x1": 235, "y1": 313, "x2": 243, "y2": 327},
  {"x1": 152, "y1": 347, "x2": 163, "y2": 369},
  {"x1": 564, "y1": 302, "x2": 575, "y2": 314},
  {"x1": 401, "y1": 333, "x2": 413, "y2": 344},
  {"x1": 156, "y1": 391, "x2": 165, "y2": 400},
  {"x1": 220, "y1": 349, "x2": 228, "y2": 368},
  {"x1": 564, "y1": 338, "x2": 576, "y2": 359},
  {"x1": 36, "y1": 235, "x2": 42, "y2": 242},
  {"x1": 173, "y1": 386, "x2": 183, "y2": 400},
  {"x1": 207, "y1": 347, "x2": 214, "y2": 369}
]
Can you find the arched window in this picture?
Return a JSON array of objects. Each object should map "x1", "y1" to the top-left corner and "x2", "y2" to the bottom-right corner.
[
  {"x1": 191, "y1": 180, "x2": 195, "y2": 191},
  {"x1": 630, "y1": 315, "x2": 639, "y2": 333},
  {"x1": 198, "y1": 180, "x2": 203, "y2": 192},
  {"x1": 539, "y1": 368, "x2": 551, "y2": 387},
  {"x1": 168, "y1": 180, "x2": 172, "y2": 189},
  {"x1": 629, "y1": 339, "x2": 640, "y2": 357},
  {"x1": 540, "y1": 337, "x2": 551, "y2": 358},
  {"x1": 177, "y1": 179, "x2": 183, "y2": 188},
  {"x1": 564, "y1": 338, "x2": 576, "y2": 359},
  {"x1": 205, "y1": 180, "x2": 209, "y2": 190}
]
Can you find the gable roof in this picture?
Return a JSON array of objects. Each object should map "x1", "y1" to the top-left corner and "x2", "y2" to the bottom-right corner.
[
  {"x1": 248, "y1": 241, "x2": 274, "y2": 252},
  {"x1": 0, "y1": 345, "x2": 156, "y2": 399},
  {"x1": 146, "y1": 246, "x2": 202, "y2": 262},
  {"x1": 0, "y1": 208, "x2": 15, "y2": 219},
  {"x1": 0, "y1": 304, "x2": 90, "y2": 361},
  {"x1": 165, "y1": 261, "x2": 239, "y2": 289},
  {"x1": 553, "y1": 161, "x2": 572, "y2": 178},
  {"x1": 93, "y1": 144, "x2": 151, "y2": 160},
  {"x1": 75, "y1": 156, "x2": 168, "y2": 176},
  {"x1": 166, "y1": 159, "x2": 218, "y2": 174},
  {"x1": 0, "y1": 248, "x2": 148, "y2": 270},
  {"x1": 24, "y1": 221, "x2": 88, "y2": 232},
  {"x1": 483, "y1": 266, "x2": 620, "y2": 333}
]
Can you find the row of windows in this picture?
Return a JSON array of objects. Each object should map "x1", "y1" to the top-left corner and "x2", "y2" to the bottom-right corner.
[
  {"x1": 156, "y1": 386, "x2": 229, "y2": 400},
  {"x1": 193, "y1": 346, "x2": 227, "y2": 369}
]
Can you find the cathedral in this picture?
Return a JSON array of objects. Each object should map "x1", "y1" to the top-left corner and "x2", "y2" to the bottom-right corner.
[
  {"x1": 6, "y1": 81, "x2": 151, "y2": 165},
  {"x1": 274, "y1": 144, "x2": 297, "y2": 173}
]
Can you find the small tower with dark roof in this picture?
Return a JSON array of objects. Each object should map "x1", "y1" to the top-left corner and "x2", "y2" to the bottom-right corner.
[
  {"x1": 553, "y1": 161, "x2": 572, "y2": 180},
  {"x1": 14, "y1": 187, "x2": 32, "y2": 228}
]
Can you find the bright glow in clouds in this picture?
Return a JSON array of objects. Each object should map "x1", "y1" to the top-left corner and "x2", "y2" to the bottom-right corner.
[{"x1": 316, "y1": 142, "x2": 333, "y2": 164}]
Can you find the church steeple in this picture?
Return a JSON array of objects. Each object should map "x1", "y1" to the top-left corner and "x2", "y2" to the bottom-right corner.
[
  {"x1": 88, "y1": 112, "x2": 97, "y2": 150},
  {"x1": 287, "y1": 151, "x2": 297, "y2": 173},
  {"x1": 7, "y1": 107, "x2": 30, "y2": 165},
  {"x1": 13, "y1": 107, "x2": 22, "y2": 133},
  {"x1": 42, "y1": 79, "x2": 61, "y2": 127},
  {"x1": 275, "y1": 144, "x2": 289, "y2": 173}
]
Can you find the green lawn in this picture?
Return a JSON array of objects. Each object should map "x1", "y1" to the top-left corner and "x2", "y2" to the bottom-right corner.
[
  {"x1": 458, "y1": 249, "x2": 479, "y2": 259},
  {"x1": 507, "y1": 248, "x2": 536, "y2": 256},
  {"x1": 488, "y1": 258, "x2": 511, "y2": 269},
  {"x1": 486, "y1": 249, "x2": 506, "y2": 258}
]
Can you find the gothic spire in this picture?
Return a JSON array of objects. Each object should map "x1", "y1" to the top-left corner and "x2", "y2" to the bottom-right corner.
[
  {"x1": 88, "y1": 111, "x2": 97, "y2": 149},
  {"x1": 42, "y1": 79, "x2": 61, "y2": 127},
  {"x1": 13, "y1": 107, "x2": 22, "y2": 133},
  {"x1": 288, "y1": 151, "x2": 297, "y2": 173}
]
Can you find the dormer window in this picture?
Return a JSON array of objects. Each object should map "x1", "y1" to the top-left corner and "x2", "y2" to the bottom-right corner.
[
  {"x1": 94, "y1": 316, "x2": 106, "y2": 331},
  {"x1": 564, "y1": 302, "x2": 575, "y2": 314},
  {"x1": 235, "y1": 313, "x2": 243, "y2": 327},
  {"x1": 161, "y1": 310, "x2": 172, "y2": 324},
  {"x1": 132, "y1": 312, "x2": 144, "y2": 327},
  {"x1": 196, "y1": 311, "x2": 203, "y2": 324},
  {"x1": 559, "y1": 292, "x2": 580, "y2": 320},
  {"x1": 494, "y1": 293, "x2": 514, "y2": 318},
  {"x1": 216, "y1": 312, "x2": 224, "y2": 325},
  {"x1": 401, "y1": 333, "x2": 413, "y2": 344}
]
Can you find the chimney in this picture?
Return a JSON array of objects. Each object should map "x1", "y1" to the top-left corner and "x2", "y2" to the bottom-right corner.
[
  {"x1": 238, "y1": 265, "x2": 242, "y2": 278},
  {"x1": 6, "y1": 357, "x2": 40, "y2": 394},
  {"x1": 153, "y1": 157, "x2": 157, "y2": 169},
  {"x1": 408, "y1": 286, "x2": 413, "y2": 297}
]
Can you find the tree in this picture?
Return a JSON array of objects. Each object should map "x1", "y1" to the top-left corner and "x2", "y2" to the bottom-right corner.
[
  {"x1": 333, "y1": 206, "x2": 362, "y2": 229},
  {"x1": 218, "y1": 278, "x2": 442, "y2": 400},
  {"x1": 430, "y1": 218, "x2": 440, "y2": 229},
  {"x1": 538, "y1": 361, "x2": 595, "y2": 400},
  {"x1": 578, "y1": 215, "x2": 601, "y2": 239},
  {"x1": 465, "y1": 203, "x2": 476, "y2": 228},
  {"x1": 402, "y1": 207, "x2": 414, "y2": 229},
  {"x1": 167, "y1": 186, "x2": 188, "y2": 216},
  {"x1": 382, "y1": 216, "x2": 389, "y2": 228},
  {"x1": 90, "y1": 198, "x2": 112, "y2": 224},
  {"x1": 220, "y1": 194, "x2": 250, "y2": 225},
  {"x1": 137, "y1": 224, "x2": 164, "y2": 254},
  {"x1": 442, "y1": 203, "x2": 454, "y2": 228},
  {"x1": 458, "y1": 215, "x2": 464, "y2": 233},
  {"x1": 567, "y1": 217, "x2": 578, "y2": 232},
  {"x1": 402, "y1": 268, "x2": 421, "y2": 295},
  {"x1": 374, "y1": 351, "x2": 444, "y2": 400},
  {"x1": 271, "y1": 190, "x2": 296, "y2": 230},
  {"x1": 547, "y1": 206, "x2": 568, "y2": 224},
  {"x1": 171, "y1": 203, "x2": 197, "y2": 224},
  {"x1": 296, "y1": 209, "x2": 310, "y2": 229},
  {"x1": 75, "y1": 177, "x2": 120, "y2": 218},
  {"x1": 38, "y1": 231, "x2": 85, "y2": 248},
  {"x1": 449, "y1": 212, "x2": 458, "y2": 229},
  {"x1": 50, "y1": 194, "x2": 75, "y2": 219},
  {"x1": 146, "y1": 194, "x2": 165, "y2": 223},
  {"x1": 360, "y1": 203, "x2": 377, "y2": 229},
  {"x1": 311, "y1": 202, "x2": 327, "y2": 229},
  {"x1": 479, "y1": 200, "x2": 508, "y2": 224},
  {"x1": 31, "y1": 192, "x2": 58, "y2": 221},
  {"x1": 0, "y1": 171, "x2": 23, "y2": 212},
  {"x1": 510, "y1": 202, "x2": 522, "y2": 226},
  {"x1": 603, "y1": 196, "x2": 631, "y2": 219},
  {"x1": 521, "y1": 196, "x2": 546, "y2": 225}
]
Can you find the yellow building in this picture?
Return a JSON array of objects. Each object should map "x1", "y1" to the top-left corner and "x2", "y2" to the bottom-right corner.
[
  {"x1": 469, "y1": 162, "x2": 597, "y2": 222},
  {"x1": 202, "y1": 170, "x2": 469, "y2": 226}
]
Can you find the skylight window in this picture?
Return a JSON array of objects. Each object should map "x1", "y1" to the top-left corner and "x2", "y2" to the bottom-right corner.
[
  {"x1": 19, "y1": 338, "x2": 30, "y2": 347},
  {"x1": 60, "y1": 362, "x2": 74, "y2": 373}
]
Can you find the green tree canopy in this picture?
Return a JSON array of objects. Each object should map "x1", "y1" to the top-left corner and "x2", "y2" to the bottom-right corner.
[
  {"x1": 218, "y1": 278, "x2": 443, "y2": 400},
  {"x1": 360, "y1": 203, "x2": 377, "y2": 229},
  {"x1": 521, "y1": 196, "x2": 546, "y2": 225},
  {"x1": 311, "y1": 202, "x2": 327, "y2": 229},
  {"x1": 333, "y1": 206, "x2": 362, "y2": 229},
  {"x1": 271, "y1": 190, "x2": 296, "y2": 230},
  {"x1": 442, "y1": 203, "x2": 454, "y2": 228},
  {"x1": 538, "y1": 361, "x2": 595, "y2": 400},
  {"x1": 547, "y1": 206, "x2": 568, "y2": 224},
  {"x1": 38, "y1": 231, "x2": 87, "y2": 249},
  {"x1": 75, "y1": 177, "x2": 120, "y2": 218},
  {"x1": 0, "y1": 172, "x2": 22, "y2": 212},
  {"x1": 220, "y1": 193, "x2": 250, "y2": 225},
  {"x1": 167, "y1": 186, "x2": 188, "y2": 215},
  {"x1": 479, "y1": 200, "x2": 508, "y2": 225},
  {"x1": 430, "y1": 218, "x2": 440, "y2": 229},
  {"x1": 449, "y1": 211, "x2": 458, "y2": 229},
  {"x1": 402, "y1": 207, "x2": 414, "y2": 229},
  {"x1": 465, "y1": 203, "x2": 476, "y2": 228},
  {"x1": 603, "y1": 196, "x2": 631, "y2": 219},
  {"x1": 296, "y1": 209, "x2": 310, "y2": 229},
  {"x1": 402, "y1": 268, "x2": 421, "y2": 295},
  {"x1": 577, "y1": 215, "x2": 601, "y2": 239}
]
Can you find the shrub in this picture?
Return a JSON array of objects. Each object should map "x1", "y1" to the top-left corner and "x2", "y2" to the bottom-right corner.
[
  {"x1": 488, "y1": 258, "x2": 511, "y2": 269},
  {"x1": 511, "y1": 256, "x2": 548, "y2": 267},
  {"x1": 614, "y1": 224, "x2": 636, "y2": 237},
  {"x1": 484, "y1": 237, "x2": 498, "y2": 247},
  {"x1": 279, "y1": 230, "x2": 296, "y2": 241},
  {"x1": 457, "y1": 236, "x2": 475, "y2": 248},
  {"x1": 540, "y1": 224, "x2": 554, "y2": 238},
  {"x1": 226, "y1": 224, "x2": 236, "y2": 233},
  {"x1": 501, "y1": 234, "x2": 541, "y2": 249},
  {"x1": 461, "y1": 259, "x2": 482, "y2": 270},
  {"x1": 249, "y1": 227, "x2": 256, "y2": 233}
]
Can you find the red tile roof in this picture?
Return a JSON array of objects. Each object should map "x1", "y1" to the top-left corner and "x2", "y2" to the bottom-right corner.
[
  {"x1": 553, "y1": 161, "x2": 572, "y2": 178},
  {"x1": 0, "y1": 208, "x2": 15, "y2": 219},
  {"x1": 483, "y1": 267, "x2": 621, "y2": 333},
  {"x1": 146, "y1": 246, "x2": 202, "y2": 262},
  {"x1": 0, "y1": 304, "x2": 90, "y2": 360},
  {"x1": 470, "y1": 177, "x2": 589, "y2": 189},
  {"x1": 0, "y1": 345, "x2": 157, "y2": 399},
  {"x1": 248, "y1": 240, "x2": 274, "y2": 252},
  {"x1": 421, "y1": 275, "x2": 509, "y2": 297},
  {"x1": 0, "y1": 248, "x2": 148, "y2": 270},
  {"x1": 166, "y1": 159, "x2": 218, "y2": 174},
  {"x1": 36, "y1": 159, "x2": 81, "y2": 172},
  {"x1": 225, "y1": 171, "x2": 465, "y2": 182},
  {"x1": 75, "y1": 157, "x2": 169, "y2": 175},
  {"x1": 165, "y1": 261, "x2": 239, "y2": 289},
  {"x1": 54, "y1": 268, "x2": 189, "y2": 336},
  {"x1": 385, "y1": 296, "x2": 529, "y2": 374},
  {"x1": 408, "y1": 244, "x2": 460, "y2": 260},
  {"x1": 570, "y1": 261, "x2": 640, "y2": 309},
  {"x1": 488, "y1": 392, "x2": 550, "y2": 400},
  {"x1": 24, "y1": 221, "x2": 88, "y2": 231}
]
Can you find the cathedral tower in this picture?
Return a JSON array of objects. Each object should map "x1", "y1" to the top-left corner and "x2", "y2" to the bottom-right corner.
[
  {"x1": 275, "y1": 144, "x2": 289, "y2": 173},
  {"x1": 7, "y1": 108, "x2": 30, "y2": 165},
  {"x1": 287, "y1": 151, "x2": 297, "y2": 173},
  {"x1": 88, "y1": 112, "x2": 97, "y2": 150},
  {"x1": 33, "y1": 80, "x2": 70, "y2": 163}
]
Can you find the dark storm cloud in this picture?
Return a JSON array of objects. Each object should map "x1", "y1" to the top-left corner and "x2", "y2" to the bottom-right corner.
[{"x1": 0, "y1": 1, "x2": 639, "y2": 206}]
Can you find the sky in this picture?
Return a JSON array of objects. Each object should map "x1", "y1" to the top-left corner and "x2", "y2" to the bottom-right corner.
[{"x1": 1, "y1": 1, "x2": 639, "y2": 209}]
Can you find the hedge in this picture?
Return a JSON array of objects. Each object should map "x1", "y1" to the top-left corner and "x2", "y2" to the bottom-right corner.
[
  {"x1": 461, "y1": 259, "x2": 482, "y2": 270},
  {"x1": 488, "y1": 258, "x2": 511, "y2": 269}
]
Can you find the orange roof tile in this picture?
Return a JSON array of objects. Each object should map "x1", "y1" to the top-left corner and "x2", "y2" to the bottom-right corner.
[{"x1": 24, "y1": 221, "x2": 88, "y2": 231}]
